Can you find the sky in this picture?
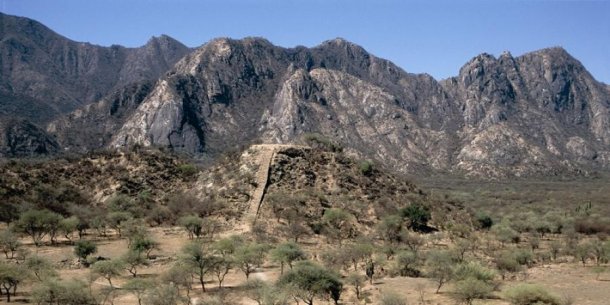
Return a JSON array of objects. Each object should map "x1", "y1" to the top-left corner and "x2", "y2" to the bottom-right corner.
[{"x1": 1, "y1": 0, "x2": 609, "y2": 83}]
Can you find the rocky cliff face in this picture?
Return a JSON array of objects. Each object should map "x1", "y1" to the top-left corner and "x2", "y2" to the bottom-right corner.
[
  {"x1": 441, "y1": 48, "x2": 610, "y2": 176},
  {"x1": 0, "y1": 13, "x2": 190, "y2": 156},
  {"x1": 107, "y1": 39, "x2": 610, "y2": 177},
  {"x1": 2, "y1": 13, "x2": 610, "y2": 177}
]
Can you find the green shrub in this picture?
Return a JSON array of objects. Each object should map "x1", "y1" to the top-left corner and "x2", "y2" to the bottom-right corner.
[
  {"x1": 74, "y1": 240, "x2": 97, "y2": 265},
  {"x1": 400, "y1": 203, "x2": 431, "y2": 231},
  {"x1": 394, "y1": 250, "x2": 420, "y2": 277},
  {"x1": 177, "y1": 163, "x2": 198, "y2": 178},
  {"x1": 574, "y1": 217, "x2": 610, "y2": 235},
  {"x1": 453, "y1": 277, "x2": 494, "y2": 305},
  {"x1": 476, "y1": 213, "x2": 494, "y2": 230},
  {"x1": 494, "y1": 252, "x2": 522, "y2": 279},
  {"x1": 380, "y1": 292, "x2": 407, "y2": 305},
  {"x1": 303, "y1": 133, "x2": 343, "y2": 152},
  {"x1": 514, "y1": 249, "x2": 534, "y2": 267},
  {"x1": 32, "y1": 279, "x2": 96, "y2": 305},
  {"x1": 358, "y1": 160, "x2": 374, "y2": 176},
  {"x1": 278, "y1": 261, "x2": 343, "y2": 305},
  {"x1": 492, "y1": 224, "x2": 520, "y2": 245},
  {"x1": 504, "y1": 283, "x2": 565, "y2": 305},
  {"x1": 453, "y1": 261, "x2": 496, "y2": 283}
]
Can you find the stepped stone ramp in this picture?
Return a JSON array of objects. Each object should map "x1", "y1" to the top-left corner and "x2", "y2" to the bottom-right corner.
[{"x1": 244, "y1": 144, "x2": 308, "y2": 228}]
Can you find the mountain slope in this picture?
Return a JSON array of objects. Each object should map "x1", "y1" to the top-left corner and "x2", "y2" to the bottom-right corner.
[
  {"x1": 106, "y1": 37, "x2": 610, "y2": 177},
  {"x1": 2, "y1": 13, "x2": 610, "y2": 177},
  {"x1": 0, "y1": 12, "x2": 191, "y2": 157},
  {"x1": 0, "y1": 12, "x2": 190, "y2": 119}
]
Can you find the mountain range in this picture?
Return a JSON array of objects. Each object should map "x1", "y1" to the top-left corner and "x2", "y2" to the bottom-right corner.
[{"x1": 1, "y1": 12, "x2": 609, "y2": 178}]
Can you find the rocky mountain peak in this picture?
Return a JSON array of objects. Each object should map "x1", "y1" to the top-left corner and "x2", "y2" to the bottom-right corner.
[{"x1": 3, "y1": 13, "x2": 610, "y2": 177}]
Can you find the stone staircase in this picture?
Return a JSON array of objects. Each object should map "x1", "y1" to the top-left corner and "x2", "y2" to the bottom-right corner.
[{"x1": 245, "y1": 146, "x2": 277, "y2": 224}]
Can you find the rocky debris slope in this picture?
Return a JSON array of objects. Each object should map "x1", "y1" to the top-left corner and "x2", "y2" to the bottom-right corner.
[
  {"x1": 0, "y1": 149, "x2": 196, "y2": 207},
  {"x1": 0, "y1": 119, "x2": 60, "y2": 157},
  {"x1": 195, "y1": 143, "x2": 466, "y2": 237}
]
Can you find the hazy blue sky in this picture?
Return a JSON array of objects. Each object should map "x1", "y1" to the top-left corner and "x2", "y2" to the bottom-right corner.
[{"x1": 2, "y1": 0, "x2": 609, "y2": 83}]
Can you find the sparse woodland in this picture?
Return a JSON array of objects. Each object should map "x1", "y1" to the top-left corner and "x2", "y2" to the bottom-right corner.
[{"x1": 0, "y1": 145, "x2": 609, "y2": 305}]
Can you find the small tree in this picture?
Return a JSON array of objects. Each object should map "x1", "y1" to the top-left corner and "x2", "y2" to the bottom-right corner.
[
  {"x1": 401, "y1": 203, "x2": 431, "y2": 231},
  {"x1": 46, "y1": 213, "x2": 63, "y2": 245},
  {"x1": 426, "y1": 250, "x2": 455, "y2": 293},
  {"x1": 91, "y1": 216, "x2": 109, "y2": 237},
  {"x1": 534, "y1": 221, "x2": 552, "y2": 238},
  {"x1": 395, "y1": 250, "x2": 420, "y2": 277},
  {"x1": 123, "y1": 278, "x2": 153, "y2": 305},
  {"x1": 59, "y1": 216, "x2": 79, "y2": 243},
  {"x1": 344, "y1": 242, "x2": 374, "y2": 271},
  {"x1": 162, "y1": 264, "x2": 194, "y2": 303},
  {"x1": 235, "y1": 242, "x2": 268, "y2": 280},
  {"x1": 122, "y1": 250, "x2": 148, "y2": 277},
  {"x1": 144, "y1": 283, "x2": 186, "y2": 305},
  {"x1": 321, "y1": 208, "x2": 355, "y2": 246},
  {"x1": 31, "y1": 279, "x2": 96, "y2": 305},
  {"x1": 130, "y1": 235, "x2": 159, "y2": 259},
  {"x1": 74, "y1": 240, "x2": 97, "y2": 265},
  {"x1": 451, "y1": 261, "x2": 496, "y2": 305},
  {"x1": 16, "y1": 209, "x2": 62, "y2": 246},
  {"x1": 453, "y1": 277, "x2": 493, "y2": 305},
  {"x1": 591, "y1": 239, "x2": 608, "y2": 266},
  {"x1": 514, "y1": 249, "x2": 534, "y2": 267},
  {"x1": 494, "y1": 251, "x2": 522, "y2": 280},
  {"x1": 402, "y1": 230, "x2": 425, "y2": 255},
  {"x1": 278, "y1": 261, "x2": 343, "y2": 305},
  {"x1": 574, "y1": 242, "x2": 592, "y2": 266},
  {"x1": 246, "y1": 279, "x2": 289, "y2": 305},
  {"x1": 345, "y1": 273, "x2": 365, "y2": 300},
  {"x1": 210, "y1": 255, "x2": 233, "y2": 288},
  {"x1": 91, "y1": 260, "x2": 125, "y2": 288},
  {"x1": 180, "y1": 241, "x2": 214, "y2": 291},
  {"x1": 106, "y1": 211, "x2": 132, "y2": 237},
  {"x1": 377, "y1": 215, "x2": 403, "y2": 244},
  {"x1": 25, "y1": 255, "x2": 57, "y2": 281},
  {"x1": 178, "y1": 215, "x2": 204, "y2": 239},
  {"x1": 212, "y1": 235, "x2": 243, "y2": 258},
  {"x1": 549, "y1": 240, "x2": 562, "y2": 261},
  {"x1": 0, "y1": 262, "x2": 28, "y2": 302},
  {"x1": 270, "y1": 242, "x2": 306, "y2": 274},
  {"x1": 0, "y1": 229, "x2": 21, "y2": 259},
  {"x1": 492, "y1": 224, "x2": 520, "y2": 247}
]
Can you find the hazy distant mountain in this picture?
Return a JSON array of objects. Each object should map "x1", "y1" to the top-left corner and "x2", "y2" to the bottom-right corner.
[
  {"x1": 3, "y1": 13, "x2": 610, "y2": 177},
  {"x1": 0, "y1": 12, "x2": 190, "y2": 156}
]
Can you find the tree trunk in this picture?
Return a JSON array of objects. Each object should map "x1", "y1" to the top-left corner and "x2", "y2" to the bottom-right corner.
[
  {"x1": 3, "y1": 285, "x2": 10, "y2": 302},
  {"x1": 199, "y1": 274, "x2": 206, "y2": 292}
]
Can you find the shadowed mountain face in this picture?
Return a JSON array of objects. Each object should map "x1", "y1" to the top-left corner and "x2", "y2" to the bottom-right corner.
[
  {"x1": 0, "y1": 12, "x2": 190, "y2": 157},
  {"x1": 2, "y1": 13, "x2": 610, "y2": 177}
]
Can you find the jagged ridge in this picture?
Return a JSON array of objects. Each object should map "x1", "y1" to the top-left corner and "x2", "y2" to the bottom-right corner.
[{"x1": 2, "y1": 13, "x2": 610, "y2": 178}]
